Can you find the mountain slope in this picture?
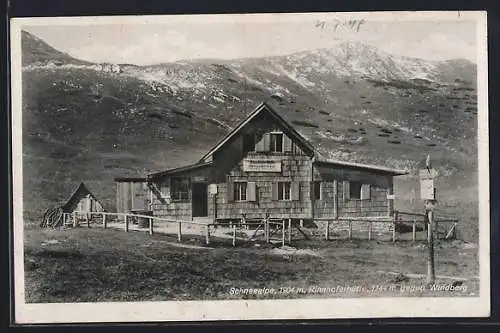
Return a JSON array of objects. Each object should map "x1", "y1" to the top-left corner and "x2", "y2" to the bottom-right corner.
[{"x1": 20, "y1": 31, "x2": 478, "y2": 239}]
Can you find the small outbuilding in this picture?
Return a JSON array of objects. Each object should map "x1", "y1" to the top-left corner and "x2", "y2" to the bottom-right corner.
[{"x1": 62, "y1": 182, "x2": 105, "y2": 214}]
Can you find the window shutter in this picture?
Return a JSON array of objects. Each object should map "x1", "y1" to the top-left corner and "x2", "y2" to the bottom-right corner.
[
  {"x1": 227, "y1": 182, "x2": 234, "y2": 202},
  {"x1": 361, "y1": 184, "x2": 371, "y2": 200},
  {"x1": 272, "y1": 182, "x2": 278, "y2": 201},
  {"x1": 255, "y1": 135, "x2": 265, "y2": 152},
  {"x1": 343, "y1": 181, "x2": 350, "y2": 201},
  {"x1": 263, "y1": 133, "x2": 271, "y2": 152},
  {"x1": 283, "y1": 135, "x2": 292, "y2": 152},
  {"x1": 247, "y1": 182, "x2": 256, "y2": 202},
  {"x1": 291, "y1": 182, "x2": 300, "y2": 201}
]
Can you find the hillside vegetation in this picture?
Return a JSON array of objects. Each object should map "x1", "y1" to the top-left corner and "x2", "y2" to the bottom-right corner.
[{"x1": 21, "y1": 31, "x2": 479, "y2": 240}]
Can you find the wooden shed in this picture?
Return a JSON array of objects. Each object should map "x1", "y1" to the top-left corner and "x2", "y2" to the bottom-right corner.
[
  {"x1": 146, "y1": 102, "x2": 408, "y2": 223},
  {"x1": 114, "y1": 177, "x2": 151, "y2": 213},
  {"x1": 62, "y1": 182, "x2": 104, "y2": 213}
]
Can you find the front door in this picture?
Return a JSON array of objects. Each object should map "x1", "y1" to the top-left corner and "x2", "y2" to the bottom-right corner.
[{"x1": 192, "y1": 183, "x2": 208, "y2": 217}]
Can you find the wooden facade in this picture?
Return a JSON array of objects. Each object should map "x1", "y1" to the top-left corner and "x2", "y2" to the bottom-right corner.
[
  {"x1": 115, "y1": 177, "x2": 150, "y2": 213},
  {"x1": 146, "y1": 102, "x2": 407, "y2": 223},
  {"x1": 62, "y1": 182, "x2": 104, "y2": 214}
]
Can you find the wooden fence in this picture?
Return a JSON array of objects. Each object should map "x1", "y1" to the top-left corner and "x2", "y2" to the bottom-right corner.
[
  {"x1": 318, "y1": 210, "x2": 458, "y2": 242},
  {"x1": 63, "y1": 210, "x2": 458, "y2": 246}
]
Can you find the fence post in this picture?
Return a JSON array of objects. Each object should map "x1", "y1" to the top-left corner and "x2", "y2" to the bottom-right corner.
[
  {"x1": 205, "y1": 224, "x2": 210, "y2": 245},
  {"x1": 392, "y1": 211, "x2": 398, "y2": 242},
  {"x1": 300, "y1": 219, "x2": 304, "y2": 228},
  {"x1": 348, "y1": 221, "x2": 352, "y2": 240},
  {"x1": 368, "y1": 222, "x2": 372, "y2": 241},
  {"x1": 288, "y1": 218, "x2": 292, "y2": 244},
  {"x1": 86, "y1": 213, "x2": 90, "y2": 228},
  {"x1": 265, "y1": 215, "x2": 270, "y2": 244},
  {"x1": 282, "y1": 220, "x2": 285, "y2": 247},
  {"x1": 73, "y1": 211, "x2": 77, "y2": 228},
  {"x1": 325, "y1": 220, "x2": 330, "y2": 241},
  {"x1": 103, "y1": 213, "x2": 107, "y2": 229},
  {"x1": 453, "y1": 222, "x2": 458, "y2": 239},
  {"x1": 412, "y1": 222, "x2": 416, "y2": 242},
  {"x1": 149, "y1": 218, "x2": 153, "y2": 235},
  {"x1": 241, "y1": 214, "x2": 247, "y2": 230},
  {"x1": 232, "y1": 224, "x2": 236, "y2": 247},
  {"x1": 177, "y1": 222, "x2": 182, "y2": 242},
  {"x1": 125, "y1": 215, "x2": 129, "y2": 232}
]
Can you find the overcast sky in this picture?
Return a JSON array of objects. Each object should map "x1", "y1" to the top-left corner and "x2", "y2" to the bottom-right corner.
[{"x1": 22, "y1": 13, "x2": 478, "y2": 65}]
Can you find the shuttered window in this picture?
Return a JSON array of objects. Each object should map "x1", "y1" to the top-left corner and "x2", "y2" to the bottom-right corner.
[
  {"x1": 273, "y1": 181, "x2": 298, "y2": 201},
  {"x1": 283, "y1": 135, "x2": 293, "y2": 153},
  {"x1": 227, "y1": 182, "x2": 235, "y2": 202},
  {"x1": 291, "y1": 182, "x2": 300, "y2": 201},
  {"x1": 361, "y1": 184, "x2": 371, "y2": 200},
  {"x1": 270, "y1": 133, "x2": 283, "y2": 152},
  {"x1": 255, "y1": 133, "x2": 270, "y2": 152},
  {"x1": 343, "y1": 181, "x2": 370, "y2": 200},
  {"x1": 234, "y1": 182, "x2": 247, "y2": 201},
  {"x1": 313, "y1": 181, "x2": 322, "y2": 200},
  {"x1": 247, "y1": 182, "x2": 257, "y2": 202}
]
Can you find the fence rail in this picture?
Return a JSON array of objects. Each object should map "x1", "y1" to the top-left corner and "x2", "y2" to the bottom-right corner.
[{"x1": 63, "y1": 210, "x2": 458, "y2": 246}]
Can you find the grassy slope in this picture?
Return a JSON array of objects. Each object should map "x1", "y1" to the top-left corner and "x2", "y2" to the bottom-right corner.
[{"x1": 24, "y1": 227, "x2": 478, "y2": 303}]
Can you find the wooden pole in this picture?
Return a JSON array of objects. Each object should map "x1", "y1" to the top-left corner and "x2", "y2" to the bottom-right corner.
[
  {"x1": 348, "y1": 221, "x2": 352, "y2": 240},
  {"x1": 412, "y1": 222, "x2": 416, "y2": 242},
  {"x1": 265, "y1": 215, "x2": 270, "y2": 244},
  {"x1": 232, "y1": 224, "x2": 236, "y2": 247},
  {"x1": 177, "y1": 222, "x2": 182, "y2": 242},
  {"x1": 287, "y1": 218, "x2": 292, "y2": 244},
  {"x1": 125, "y1": 215, "x2": 129, "y2": 232},
  {"x1": 103, "y1": 213, "x2": 107, "y2": 229},
  {"x1": 149, "y1": 218, "x2": 153, "y2": 235},
  {"x1": 426, "y1": 202, "x2": 436, "y2": 284},
  {"x1": 368, "y1": 222, "x2": 372, "y2": 241},
  {"x1": 282, "y1": 220, "x2": 285, "y2": 247},
  {"x1": 73, "y1": 211, "x2": 77, "y2": 228},
  {"x1": 325, "y1": 220, "x2": 330, "y2": 241},
  {"x1": 86, "y1": 213, "x2": 90, "y2": 228},
  {"x1": 392, "y1": 211, "x2": 398, "y2": 242},
  {"x1": 205, "y1": 225, "x2": 210, "y2": 245}
]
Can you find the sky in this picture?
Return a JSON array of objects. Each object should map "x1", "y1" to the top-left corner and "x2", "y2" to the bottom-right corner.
[{"x1": 22, "y1": 13, "x2": 478, "y2": 65}]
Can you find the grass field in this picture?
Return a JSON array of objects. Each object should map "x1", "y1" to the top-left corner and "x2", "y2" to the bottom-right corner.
[{"x1": 24, "y1": 225, "x2": 479, "y2": 303}]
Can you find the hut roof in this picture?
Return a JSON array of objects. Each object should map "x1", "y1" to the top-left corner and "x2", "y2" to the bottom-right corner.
[{"x1": 61, "y1": 182, "x2": 112, "y2": 212}]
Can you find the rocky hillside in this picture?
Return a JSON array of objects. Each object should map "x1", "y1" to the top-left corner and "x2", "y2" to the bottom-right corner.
[{"x1": 21, "y1": 30, "x2": 478, "y2": 235}]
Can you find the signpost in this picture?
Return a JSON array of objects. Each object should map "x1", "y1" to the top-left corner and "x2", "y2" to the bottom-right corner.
[{"x1": 420, "y1": 155, "x2": 437, "y2": 284}]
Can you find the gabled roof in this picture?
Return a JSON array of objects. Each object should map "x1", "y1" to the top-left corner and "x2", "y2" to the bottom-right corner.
[
  {"x1": 62, "y1": 182, "x2": 105, "y2": 211},
  {"x1": 147, "y1": 101, "x2": 409, "y2": 178},
  {"x1": 314, "y1": 158, "x2": 408, "y2": 176},
  {"x1": 198, "y1": 102, "x2": 316, "y2": 162}
]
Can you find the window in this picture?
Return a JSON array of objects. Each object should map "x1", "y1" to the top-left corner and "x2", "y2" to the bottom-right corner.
[
  {"x1": 349, "y1": 181, "x2": 362, "y2": 200},
  {"x1": 313, "y1": 181, "x2": 322, "y2": 200},
  {"x1": 160, "y1": 182, "x2": 170, "y2": 199},
  {"x1": 278, "y1": 182, "x2": 291, "y2": 201},
  {"x1": 171, "y1": 178, "x2": 190, "y2": 201},
  {"x1": 270, "y1": 133, "x2": 283, "y2": 152},
  {"x1": 242, "y1": 134, "x2": 255, "y2": 153},
  {"x1": 234, "y1": 182, "x2": 247, "y2": 201}
]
